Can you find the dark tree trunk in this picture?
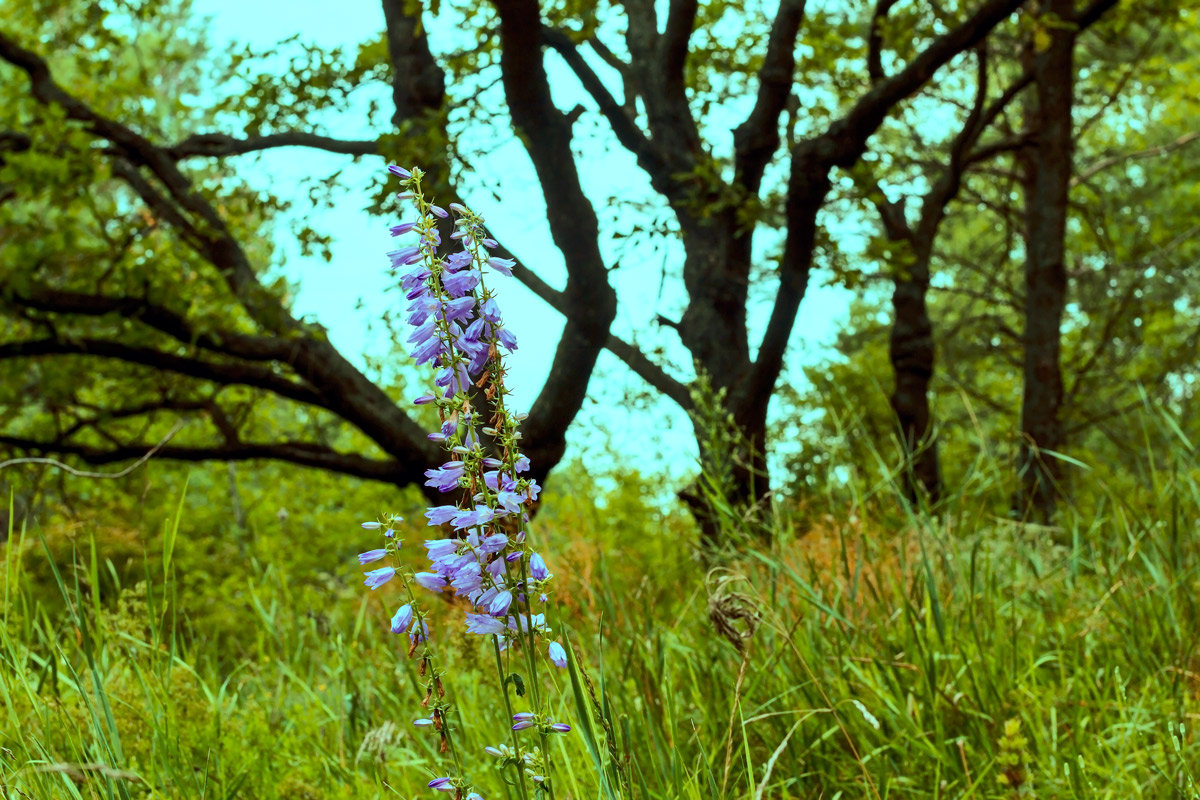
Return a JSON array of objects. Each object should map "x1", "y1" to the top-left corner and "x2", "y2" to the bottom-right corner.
[
  {"x1": 888, "y1": 241, "x2": 942, "y2": 505},
  {"x1": 1016, "y1": 0, "x2": 1076, "y2": 520}
]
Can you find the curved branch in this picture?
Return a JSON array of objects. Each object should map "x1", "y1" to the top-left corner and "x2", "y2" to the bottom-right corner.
[
  {"x1": 0, "y1": 433, "x2": 402, "y2": 484},
  {"x1": 541, "y1": 26, "x2": 669, "y2": 182},
  {"x1": 732, "y1": 0, "x2": 808, "y2": 195},
  {"x1": 0, "y1": 338, "x2": 328, "y2": 407},
  {"x1": 491, "y1": 0, "x2": 619, "y2": 473},
  {"x1": 166, "y1": 131, "x2": 379, "y2": 159},
  {"x1": 11, "y1": 286, "x2": 297, "y2": 363}
]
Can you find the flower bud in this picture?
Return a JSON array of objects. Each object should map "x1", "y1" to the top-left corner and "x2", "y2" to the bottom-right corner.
[{"x1": 548, "y1": 641, "x2": 567, "y2": 669}]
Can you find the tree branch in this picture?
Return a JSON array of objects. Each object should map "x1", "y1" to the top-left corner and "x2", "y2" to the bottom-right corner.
[
  {"x1": 867, "y1": 0, "x2": 900, "y2": 84},
  {"x1": 166, "y1": 131, "x2": 378, "y2": 160},
  {"x1": 0, "y1": 338, "x2": 328, "y2": 408},
  {"x1": 541, "y1": 26, "x2": 669, "y2": 181},
  {"x1": 0, "y1": 432, "x2": 401, "y2": 484},
  {"x1": 491, "y1": 0, "x2": 618, "y2": 471},
  {"x1": 732, "y1": 0, "x2": 807, "y2": 195},
  {"x1": 0, "y1": 420, "x2": 186, "y2": 477},
  {"x1": 1072, "y1": 131, "x2": 1200, "y2": 188}
]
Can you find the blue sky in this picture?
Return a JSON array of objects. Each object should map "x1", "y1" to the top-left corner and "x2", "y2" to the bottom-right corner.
[{"x1": 194, "y1": 0, "x2": 856, "y2": 481}]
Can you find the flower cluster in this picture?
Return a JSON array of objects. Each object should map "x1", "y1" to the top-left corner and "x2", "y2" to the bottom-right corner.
[{"x1": 356, "y1": 165, "x2": 569, "y2": 800}]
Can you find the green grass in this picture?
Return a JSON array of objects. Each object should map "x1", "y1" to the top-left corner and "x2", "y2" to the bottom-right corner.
[{"x1": 4, "y1": 438, "x2": 1200, "y2": 799}]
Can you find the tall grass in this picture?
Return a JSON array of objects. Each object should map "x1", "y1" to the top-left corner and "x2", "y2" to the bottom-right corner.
[{"x1": 3, "y1": 411, "x2": 1200, "y2": 798}]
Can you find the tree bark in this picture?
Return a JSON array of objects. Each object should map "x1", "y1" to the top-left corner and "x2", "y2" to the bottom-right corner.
[
  {"x1": 889, "y1": 240, "x2": 942, "y2": 505},
  {"x1": 1016, "y1": 0, "x2": 1076, "y2": 520}
]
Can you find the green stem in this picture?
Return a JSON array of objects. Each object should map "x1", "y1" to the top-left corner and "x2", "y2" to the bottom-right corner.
[
  {"x1": 493, "y1": 637, "x2": 531, "y2": 800},
  {"x1": 518, "y1": 559, "x2": 557, "y2": 800}
]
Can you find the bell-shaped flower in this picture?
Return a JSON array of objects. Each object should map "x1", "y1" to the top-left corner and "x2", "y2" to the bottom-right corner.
[
  {"x1": 548, "y1": 641, "x2": 567, "y2": 668},
  {"x1": 362, "y1": 567, "x2": 396, "y2": 590},
  {"x1": 529, "y1": 553, "x2": 549, "y2": 581},
  {"x1": 466, "y1": 613, "x2": 506, "y2": 636},
  {"x1": 358, "y1": 549, "x2": 388, "y2": 565}
]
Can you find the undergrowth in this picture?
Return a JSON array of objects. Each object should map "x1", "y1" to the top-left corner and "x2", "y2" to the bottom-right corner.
[{"x1": 3, "y1": 423, "x2": 1200, "y2": 798}]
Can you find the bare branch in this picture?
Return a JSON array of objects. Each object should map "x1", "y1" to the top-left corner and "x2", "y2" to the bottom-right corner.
[
  {"x1": 166, "y1": 131, "x2": 378, "y2": 160},
  {"x1": 541, "y1": 26, "x2": 669, "y2": 180},
  {"x1": 0, "y1": 431, "x2": 400, "y2": 484},
  {"x1": 0, "y1": 420, "x2": 186, "y2": 477},
  {"x1": 1072, "y1": 131, "x2": 1200, "y2": 187},
  {"x1": 867, "y1": 0, "x2": 900, "y2": 84},
  {"x1": 732, "y1": 0, "x2": 807, "y2": 195},
  {"x1": 0, "y1": 338, "x2": 328, "y2": 407}
]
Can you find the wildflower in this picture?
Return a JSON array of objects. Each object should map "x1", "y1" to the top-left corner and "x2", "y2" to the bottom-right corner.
[
  {"x1": 358, "y1": 548, "x2": 388, "y2": 564},
  {"x1": 409, "y1": 619, "x2": 430, "y2": 644},
  {"x1": 466, "y1": 613, "x2": 506, "y2": 636},
  {"x1": 548, "y1": 722, "x2": 571, "y2": 733},
  {"x1": 363, "y1": 567, "x2": 396, "y2": 590},
  {"x1": 548, "y1": 641, "x2": 567, "y2": 669},
  {"x1": 390, "y1": 605, "x2": 414, "y2": 634},
  {"x1": 452, "y1": 505, "x2": 495, "y2": 530},
  {"x1": 425, "y1": 506, "x2": 459, "y2": 525},
  {"x1": 486, "y1": 256, "x2": 516, "y2": 276},
  {"x1": 529, "y1": 553, "x2": 549, "y2": 581},
  {"x1": 361, "y1": 521, "x2": 382, "y2": 530},
  {"x1": 427, "y1": 776, "x2": 452, "y2": 790},
  {"x1": 414, "y1": 572, "x2": 447, "y2": 592},
  {"x1": 425, "y1": 539, "x2": 458, "y2": 561},
  {"x1": 387, "y1": 164, "x2": 411, "y2": 179},
  {"x1": 414, "y1": 717, "x2": 435, "y2": 727},
  {"x1": 512, "y1": 712, "x2": 536, "y2": 731},
  {"x1": 489, "y1": 590, "x2": 513, "y2": 617}
]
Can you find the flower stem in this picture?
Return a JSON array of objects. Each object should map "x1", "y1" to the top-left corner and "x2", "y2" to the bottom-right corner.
[{"x1": 493, "y1": 636, "x2": 531, "y2": 800}]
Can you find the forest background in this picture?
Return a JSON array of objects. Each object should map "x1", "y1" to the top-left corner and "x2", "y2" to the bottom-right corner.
[{"x1": 3, "y1": 0, "x2": 1200, "y2": 797}]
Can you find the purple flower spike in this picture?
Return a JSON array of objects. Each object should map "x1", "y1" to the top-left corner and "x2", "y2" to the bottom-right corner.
[
  {"x1": 548, "y1": 641, "x2": 568, "y2": 669},
  {"x1": 391, "y1": 604, "x2": 414, "y2": 634},
  {"x1": 358, "y1": 549, "x2": 388, "y2": 565},
  {"x1": 363, "y1": 567, "x2": 396, "y2": 590}
]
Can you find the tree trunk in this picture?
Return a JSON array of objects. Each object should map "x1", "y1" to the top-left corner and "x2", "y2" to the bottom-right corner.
[
  {"x1": 1016, "y1": 0, "x2": 1075, "y2": 520},
  {"x1": 889, "y1": 243, "x2": 942, "y2": 505}
]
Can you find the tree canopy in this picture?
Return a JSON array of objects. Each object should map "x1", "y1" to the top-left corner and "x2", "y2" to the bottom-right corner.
[{"x1": 3, "y1": 0, "x2": 1197, "y2": 538}]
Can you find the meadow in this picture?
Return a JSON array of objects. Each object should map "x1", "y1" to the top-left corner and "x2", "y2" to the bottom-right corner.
[{"x1": 4, "y1": 412, "x2": 1200, "y2": 800}]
